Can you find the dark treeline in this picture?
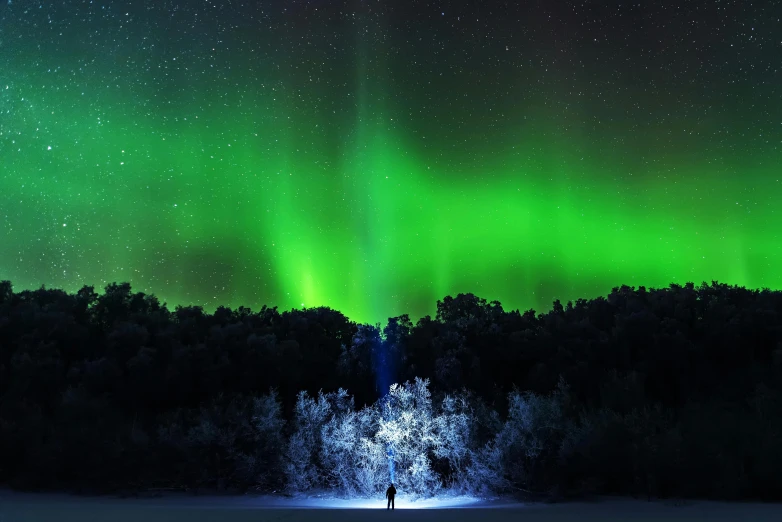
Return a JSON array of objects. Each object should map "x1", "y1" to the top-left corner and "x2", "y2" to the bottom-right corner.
[{"x1": 1, "y1": 280, "x2": 782, "y2": 500}]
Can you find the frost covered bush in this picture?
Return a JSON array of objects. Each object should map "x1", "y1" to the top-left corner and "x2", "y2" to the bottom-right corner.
[
  {"x1": 285, "y1": 378, "x2": 486, "y2": 497},
  {"x1": 282, "y1": 377, "x2": 596, "y2": 498},
  {"x1": 468, "y1": 378, "x2": 592, "y2": 496},
  {"x1": 349, "y1": 409, "x2": 388, "y2": 495},
  {"x1": 433, "y1": 393, "x2": 474, "y2": 489},
  {"x1": 285, "y1": 388, "x2": 388, "y2": 495},
  {"x1": 320, "y1": 397, "x2": 360, "y2": 494},
  {"x1": 377, "y1": 378, "x2": 441, "y2": 496},
  {"x1": 320, "y1": 389, "x2": 388, "y2": 496},
  {"x1": 284, "y1": 390, "x2": 330, "y2": 491}
]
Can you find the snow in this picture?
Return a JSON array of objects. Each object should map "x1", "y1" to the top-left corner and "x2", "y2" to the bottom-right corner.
[{"x1": 1, "y1": 491, "x2": 781, "y2": 522}]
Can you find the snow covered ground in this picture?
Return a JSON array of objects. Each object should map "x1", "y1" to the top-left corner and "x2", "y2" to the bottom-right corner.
[{"x1": 1, "y1": 490, "x2": 782, "y2": 522}]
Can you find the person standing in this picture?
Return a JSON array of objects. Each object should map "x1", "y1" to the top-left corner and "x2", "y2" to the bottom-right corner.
[{"x1": 385, "y1": 483, "x2": 397, "y2": 510}]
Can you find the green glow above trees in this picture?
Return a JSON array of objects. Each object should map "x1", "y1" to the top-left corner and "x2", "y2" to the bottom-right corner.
[{"x1": 1, "y1": 2, "x2": 780, "y2": 324}]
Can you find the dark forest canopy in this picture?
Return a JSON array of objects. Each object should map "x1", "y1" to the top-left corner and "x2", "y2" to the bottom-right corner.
[{"x1": 1, "y1": 280, "x2": 782, "y2": 500}]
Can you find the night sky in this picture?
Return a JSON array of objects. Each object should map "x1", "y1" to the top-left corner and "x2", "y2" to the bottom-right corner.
[{"x1": 1, "y1": 0, "x2": 780, "y2": 323}]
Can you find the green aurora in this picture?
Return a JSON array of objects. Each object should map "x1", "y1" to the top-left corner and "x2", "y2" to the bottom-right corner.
[{"x1": 1, "y1": 1, "x2": 780, "y2": 324}]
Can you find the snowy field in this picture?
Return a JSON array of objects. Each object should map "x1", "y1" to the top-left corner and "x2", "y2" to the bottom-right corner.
[{"x1": 2, "y1": 491, "x2": 782, "y2": 522}]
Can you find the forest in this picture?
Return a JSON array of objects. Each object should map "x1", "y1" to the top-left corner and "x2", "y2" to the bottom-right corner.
[{"x1": 1, "y1": 280, "x2": 782, "y2": 501}]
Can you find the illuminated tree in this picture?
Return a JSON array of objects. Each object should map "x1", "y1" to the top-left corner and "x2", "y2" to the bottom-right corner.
[
  {"x1": 377, "y1": 378, "x2": 441, "y2": 496},
  {"x1": 321, "y1": 397, "x2": 388, "y2": 496},
  {"x1": 284, "y1": 391, "x2": 330, "y2": 491},
  {"x1": 352, "y1": 416, "x2": 387, "y2": 495},
  {"x1": 288, "y1": 379, "x2": 470, "y2": 497},
  {"x1": 433, "y1": 393, "x2": 473, "y2": 486},
  {"x1": 286, "y1": 388, "x2": 387, "y2": 496},
  {"x1": 320, "y1": 389, "x2": 361, "y2": 494}
]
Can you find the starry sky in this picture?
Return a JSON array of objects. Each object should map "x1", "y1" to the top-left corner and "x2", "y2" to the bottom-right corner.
[{"x1": 1, "y1": 0, "x2": 780, "y2": 323}]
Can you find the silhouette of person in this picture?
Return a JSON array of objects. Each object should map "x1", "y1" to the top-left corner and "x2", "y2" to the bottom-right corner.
[{"x1": 385, "y1": 483, "x2": 397, "y2": 510}]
